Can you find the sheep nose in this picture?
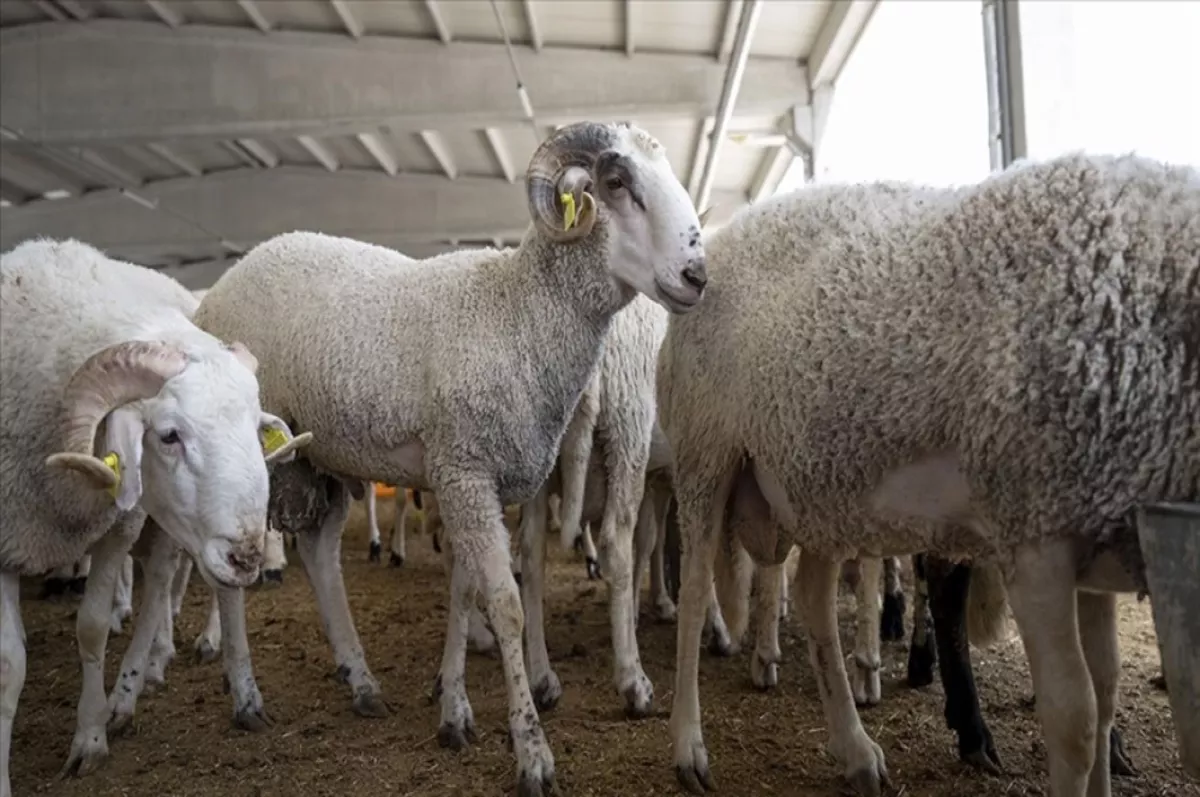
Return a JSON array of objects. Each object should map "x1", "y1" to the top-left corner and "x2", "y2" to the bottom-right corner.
[{"x1": 682, "y1": 264, "x2": 707, "y2": 291}]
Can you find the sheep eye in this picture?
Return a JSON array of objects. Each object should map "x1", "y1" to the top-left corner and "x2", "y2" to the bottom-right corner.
[
  {"x1": 605, "y1": 177, "x2": 624, "y2": 192},
  {"x1": 160, "y1": 430, "x2": 181, "y2": 445}
]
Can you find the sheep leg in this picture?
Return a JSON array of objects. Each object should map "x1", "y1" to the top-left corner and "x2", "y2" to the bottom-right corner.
[
  {"x1": 851, "y1": 556, "x2": 883, "y2": 707},
  {"x1": 170, "y1": 556, "x2": 192, "y2": 617},
  {"x1": 1005, "y1": 539, "x2": 1094, "y2": 797},
  {"x1": 648, "y1": 483, "x2": 677, "y2": 622},
  {"x1": 905, "y1": 554, "x2": 937, "y2": 687},
  {"x1": 388, "y1": 491, "x2": 407, "y2": 568},
  {"x1": 435, "y1": 517, "x2": 495, "y2": 655},
  {"x1": 194, "y1": 591, "x2": 222, "y2": 664},
  {"x1": 1077, "y1": 592, "x2": 1119, "y2": 797},
  {"x1": 519, "y1": 484, "x2": 562, "y2": 711},
  {"x1": 145, "y1": 586, "x2": 176, "y2": 688},
  {"x1": 712, "y1": 535, "x2": 753, "y2": 654},
  {"x1": 799, "y1": 549, "x2": 889, "y2": 797},
  {"x1": 704, "y1": 581, "x2": 736, "y2": 657},
  {"x1": 366, "y1": 488, "x2": 382, "y2": 563},
  {"x1": 294, "y1": 484, "x2": 388, "y2": 718},
  {"x1": 632, "y1": 484, "x2": 664, "y2": 623},
  {"x1": 61, "y1": 519, "x2": 141, "y2": 778},
  {"x1": 109, "y1": 526, "x2": 180, "y2": 732},
  {"x1": 595, "y1": 456, "x2": 654, "y2": 718},
  {"x1": 558, "y1": 378, "x2": 599, "y2": 559},
  {"x1": 924, "y1": 554, "x2": 1001, "y2": 774},
  {"x1": 260, "y1": 528, "x2": 286, "y2": 586},
  {"x1": 110, "y1": 556, "x2": 134, "y2": 634},
  {"x1": 880, "y1": 556, "x2": 906, "y2": 641},
  {"x1": 750, "y1": 563, "x2": 783, "y2": 691},
  {"x1": 438, "y1": 477, "x2": 555, "y2": 797},
  {"x1": 670, "y1": 459, "x2": 738, "y2": 794},
  {"x1": 0, "y1": 571, "x2": 25, "y2": 797},
  {"x1": 215, "y1": 586, "x2": 270, "y2": 731},
  {"x1": 434, "y1": 551, "x2": 478, "y2": 749}
]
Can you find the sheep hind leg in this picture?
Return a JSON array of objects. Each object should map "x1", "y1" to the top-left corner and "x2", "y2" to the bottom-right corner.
[
  {"x1": 434, "y1": 550, "x2": 477, "y2": 749},
  {"x1": 193, "y1": 590, "x2": 222, "y2": 663},
  {"x1": 905, "y1": 554, "x2": 937, "y2": 688},
  {"x1": 439, "y1": 476, "x2": 555, "y2": 797},
  {"x1": 388, "y1": 491, "x2": 408, "y2": 568},
  {"x1": 851, "y1": 557, "x2": 883, "y2": 707},
  {"x1": 750, "y1": 562, "x2": 783, "y2": 691},
  {"x1": 1, "y1": 571, "x2": 26, "y2": 797},
  {"x1": 1006, "y1": 539, "x2": 1094, "y2": 797},
  {"x1": 295, "y1": 483, "x2": 388, "y2": 718},
  {"x1": 670, "y1": 455, "x2": 739, "y2": 795},
  {"x1": 880, "y1": 556, "x2": 906, "y2": 641},
  {"x1": 110, "y1": 556, "x2": 134, "y2": 634},
  {"x1": 1078, "y1": 591, "x2": 1119, "y2": 797},
  {"x1": 798, "y1": 549, "x2": 889, "y2": 796},
  {"x1": 519, "y1": 484, "x2": 562, "y2": 712},
  {"x1": 366, "y1": 488, "x2": 382, "y2": 563},
  {"x1": 648, "y1": 484, "x2": 677, "y2": 622}
]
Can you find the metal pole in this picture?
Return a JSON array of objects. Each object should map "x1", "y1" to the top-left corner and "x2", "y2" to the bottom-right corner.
[
  {"x1": 695, "y1": 0, "x2": 763, "y2": 211},
  {"x1": 982, "y1": 0, "x2": 1027, "y2": 170}
]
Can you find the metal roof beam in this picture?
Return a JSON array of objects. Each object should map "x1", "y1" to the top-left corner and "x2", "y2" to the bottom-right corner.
[
  {"x1": 807, "y1": 0, "x2": 876, "y2": 89},
  {"x1": 0, "y1": 20, "x2": 809, "y2": 146}
]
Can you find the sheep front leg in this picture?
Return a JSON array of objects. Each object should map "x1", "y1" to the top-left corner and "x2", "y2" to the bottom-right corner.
[
  {"x1": 0, "y1": 571, "x2": 25, "y2": 797},
  {"x1": 109, "y1": 526, "x2": 181, "y2": 733},
  {"x1": 648, "y1": 484, "x2": 677, "y2": 622},
  {"x1": 389, "y1": 491, "x2": 408, "y2": 567},
  {"x1": 215, "y1": 586, "x2": 271, "y2": 731},
  {"x1": 194, "y1": 591, "x2": 222, "y2": 664},
  {"x1": 170, "y1": 556, "x2": 192, "y2": 617},
  {"x1": 366, "y1": 488, "x2": 382, "y2": 563},
  {"x1": 851, "y1": 556, "x2": 883, "y2": 707},
  {"x1": 1006, "y1": 539, "x2": 1094, "y2": 797},
  {"x1": 434, "y1": 552, "x2": 478, "y2": 749},
  {"x1": 261, "y1": 528, "x2": 286, "y2": 586},
  {"x1": 62, "y1": 519, "x2": 141, "y2": 778},
  {"x1": 1077, "y1": 591, "x2": 1118, "y2": 797},
  {"x1": 905, "y1": 554, "x2": 937, "y2": 687},
  {"x1": 518, "y1": 484, "x2": 562, "y2": 711},
  {"x1": 558, "y1": 378, "x2": 599, "y2": 558},
  {"x1": 880, "y1": 556, "x2": 906, "y2": 641},
  {"x1": 798, "y1": 549, "x2": 889, "y2": 796},
  {"x1": 438, "y1": 477, "x2": 555, "y2": 797},
  {"x1": 295, "y1": 483, "x2": 388, "y2": 718},
  {"x1": 750, "y1": 563, "x2": 784, "y2": 690},
  {"x1": 596, "y1": 456, "x2": 655, "y2": 718},
  {"x1": 110, "y1": 555, "x2": 133, "y2": 634}
]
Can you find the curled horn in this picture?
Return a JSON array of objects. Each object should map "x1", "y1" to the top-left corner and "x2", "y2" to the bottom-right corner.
[
  {"x1": 525, "y1": 122, "x2": 616, "y2": 242},
  {"x1": 45, "y1": 341, "x2": 189, "y2": 488}
]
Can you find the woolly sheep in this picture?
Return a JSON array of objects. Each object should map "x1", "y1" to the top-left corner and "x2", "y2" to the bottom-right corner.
[
  {"x1": 0, "y1": 239, "x2": 309, "y2": 796},
  {"x1": 656, "y1": 154, "x2": 1199, "y2": 797},
  {"x1": 191, "y1": 121, "x2": 707, "y2": 796}
]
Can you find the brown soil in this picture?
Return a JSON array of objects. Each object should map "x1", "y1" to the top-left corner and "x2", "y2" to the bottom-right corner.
[{"x1": 11, "y1": 502, "x2": 1197, "y2": 797}]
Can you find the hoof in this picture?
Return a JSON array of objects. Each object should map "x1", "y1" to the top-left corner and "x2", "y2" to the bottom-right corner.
[
  {"x1": 369, "y1": 540, "x2": 382, "y2": 562},
  {"x1": 961, "y1": 746, "x2": 1003, "y2": 776},
  {"x1": 1110, "y1": 726, "x2": 1136, "y2": 777},
  {"x1": 880, "y1": 592, "x2": 907, "y2": 641},
  {"x1": 389, "y1": 552, "x2": 404, "y2": 568},
  {"x1": 234, "y1": 707, "x2": 273, "y2": 733},
  {"x1": 194, "y1": 639, "x2": 220, "y2": 665},
  {"x1": 261, "y1": 569, "x2": 283, "y2": 588},
  {"x1": 107, "y1": 711, "x2": 135, "y2": 738},
  {"x1": 431, "y1": 534, "x2": 442, "y2": 554},
  {"x1": 572, "y1": 534, "x2": 584, "y2": 553},
  {"x1": 352, "y1": 691, "x2": 390, "y2": 718},
  {"x1": 622, "y1": 674, "x2": 654, "y2": 719},
  {"x1": 585, "y1": 557, "x2": 601, "y2": 580},
  {"x1": 706, "y1": 633, "x2": 734, "y2": 658},
  {"x1": 513, "y1": 570, "x2": 523, "y2": 588},
  {"x1": 676, "y1": 763, "x2": 715, "y2": 795},
  {"x1": 751, "y1": 654, "x2": 779, "y2": 691},
  {"x1": 847, "y1": 765, "x2": 887, "y2": 797},
  {"x1": 437, "y1": 720, "x2": 477, "y2": 752},
  {"x1": 905, "y1": 640, "x2": 936, "y2": 688},
  {"x1": 60, "y1": 733, "x2": 110, "y2": 779},
  {"x1": 1150, "y1": 673, "x2": 1168, "y2": 692},
  {"x1": 532, "y1": 673, "x2": 562, "y2": 713},
  {"x1": 653, "y1": 600, "x2": 678, "y2": 624},
  {"x1": 516, "y1": 768, "x2": 556, "y2": 797}
]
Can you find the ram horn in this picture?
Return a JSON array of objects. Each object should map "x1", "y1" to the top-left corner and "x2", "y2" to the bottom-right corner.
[
  {"x1": 525, "y1": 122, "x2": 618, "y2": 242},
  {"x1": 45, "y1": 341, "x2": 189, "y2": 488}
]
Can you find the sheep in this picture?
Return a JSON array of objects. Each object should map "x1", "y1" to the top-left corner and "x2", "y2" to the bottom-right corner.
[
  {"x1": 656, "y1": 154, "x2": 1199, "y2": 797},
  {"x1": 190, "y1": 121, "x2": 706, "y2": 795},
  {"x1": 517, "y1": 293, "x2": 667, "y2": 716},
  {"x1": 905, "y1": 553, "x2": 1141, "y2": 778},
  {"x1": 0, "y1": 239, "x2": 310, "y2": 796},
  {"x1": 364, "y1": 487, "x2": 406, "y2": 565}
]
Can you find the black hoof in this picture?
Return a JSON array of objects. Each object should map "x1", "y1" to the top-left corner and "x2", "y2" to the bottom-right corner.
[
  {"x1": 352, "y1": 691, "x2": 390, "y2": 718},
  {"x1": 1150, "y1": 673, "x2": 1168, "y2": 692},
  {"x1": 676, "y1": 763, "x2": 715, "y2": 794},
  {"x1": 513, "y1": 571, "x2": 523, "y2": 588},
  {"x1": 905, "y1": 639, "x2": 936, "y2": 688},
  {"x1": 707, "y1": 634, "x2": 734, "y2": 658},
  {"x1": 532, "y1": 677, "x2": 561, "y2": 713},
  {"x1": 234, "y1": 708, "x2": 273, "y2": 733},
  {"x1": 1110, "y1": 726, "x2": 1136, "y2": 777},
  {"x1": 261, "y1": 569, "x2": 283, "y2": 587},
  {"x1": 586, "y1": 557, "x2": 601, "y2": 580},
  {"x1": 880, "y1": 592, "x2": 907, "y2": 641},
  {"x1": 369, "y1": 541, "x2": 382, "y2": 563},
  {"x1": 388, "y1": 552, "x2": 404, "y2": 568},
  {"x1": 516, "y1": 769, "x2": 556, "y2": 797},
  {"x1": 572, "y1": 534, "x2": 584, "y2": 553},
  {"x1": 432, "y1": 534, "x2": 442, "y2": 554},
  {"x1": 437, "y1": 721, "x2": 476, "y2": 751}
]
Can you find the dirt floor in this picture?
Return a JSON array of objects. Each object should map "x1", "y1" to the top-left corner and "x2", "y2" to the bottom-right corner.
[{"x1": 11, "y1": 501, "x2": 1197, "y2": 797}]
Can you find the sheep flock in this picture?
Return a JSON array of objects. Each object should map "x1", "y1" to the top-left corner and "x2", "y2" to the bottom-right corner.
[{"x1": 2, "y1": 123, "x2": 1196, "y2": 797}]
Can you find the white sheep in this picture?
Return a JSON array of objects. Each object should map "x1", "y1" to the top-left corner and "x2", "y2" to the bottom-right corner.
[
  {"x1": 190, "y1": 121, "x2": 707, "y2": 796},
  {"x1": 656, "y1": 154, "x2": 1199, "y2": 797},
  {"x1": 0, "y1": 239, "x2": 309, "y2": 796}
]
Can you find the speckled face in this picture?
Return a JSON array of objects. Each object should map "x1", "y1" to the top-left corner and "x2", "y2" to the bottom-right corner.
[{"x1": 600, "y1": 125, "x2": 708, "y2": 314}]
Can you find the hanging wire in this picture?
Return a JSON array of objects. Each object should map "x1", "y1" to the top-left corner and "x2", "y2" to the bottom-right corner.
[
  {"x1": 1, "y1": 124, "x2": 244, "y2": 258},
  {"x1": 488, "y1": 0, "x2": 544, "y2": 145}
]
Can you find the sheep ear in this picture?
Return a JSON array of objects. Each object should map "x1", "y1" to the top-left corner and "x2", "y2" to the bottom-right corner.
[{"x1": 104, "y1": 408, "x2": 146, "y2": 512}]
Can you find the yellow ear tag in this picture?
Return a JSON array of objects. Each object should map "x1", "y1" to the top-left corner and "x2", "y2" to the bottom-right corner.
[
  {"x1": 102, "y1": 452, "x2": 122, "y2": 499},
  {"x1": 261, "y1": 427, "x2": 288, "y2": 455},
  {"x1": 560, "y1": 192, "x2": 577, "y2": 231}
]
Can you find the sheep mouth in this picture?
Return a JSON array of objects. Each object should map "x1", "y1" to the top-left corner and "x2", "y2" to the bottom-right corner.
[{"x1": 654, "y1": 280, "x2": 702, "y2": 313}]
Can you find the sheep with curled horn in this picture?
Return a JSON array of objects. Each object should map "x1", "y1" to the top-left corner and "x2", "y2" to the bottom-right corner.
[
  {"x1": 191, "y1": 120, "x2": 707, "y2": 795},
  {"x1": 0, "y1": 239, "x2": 308, "y2": 797}
]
